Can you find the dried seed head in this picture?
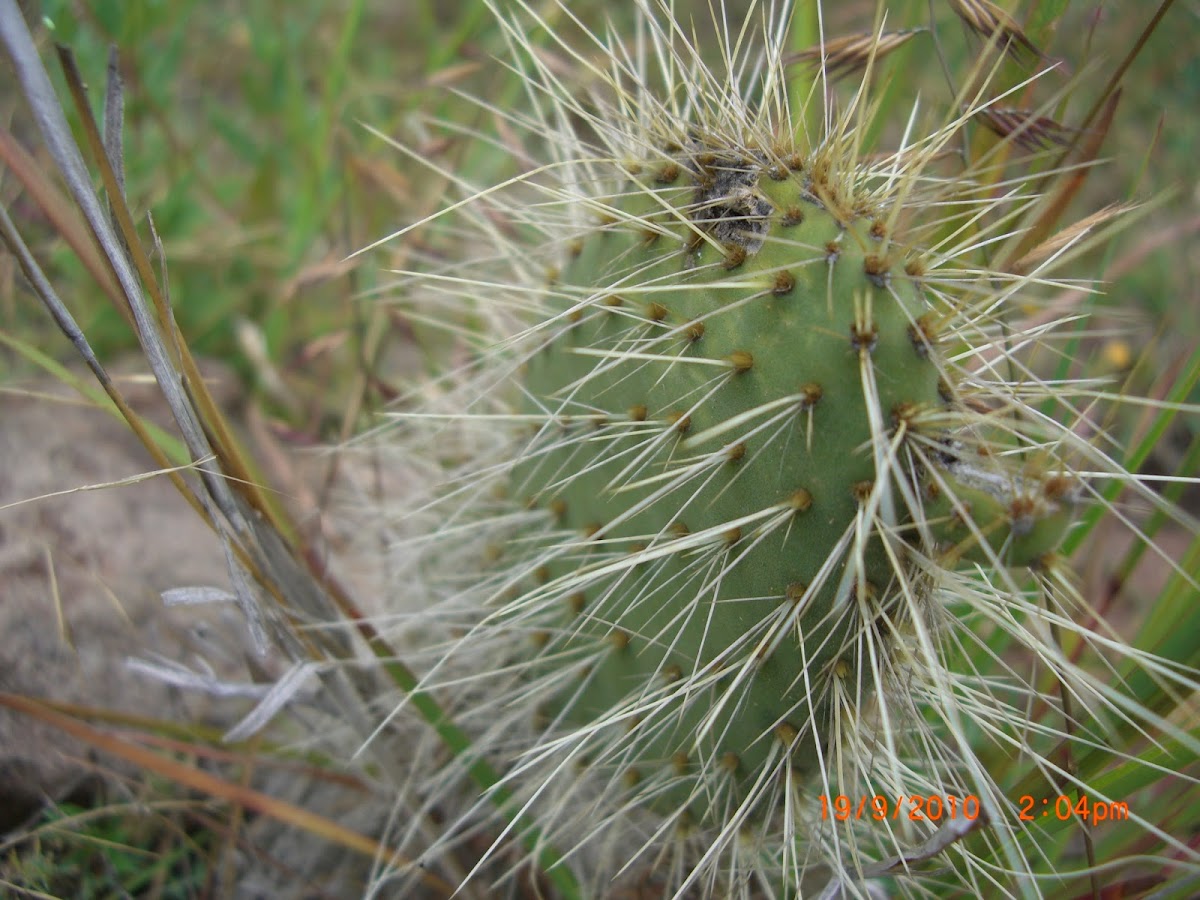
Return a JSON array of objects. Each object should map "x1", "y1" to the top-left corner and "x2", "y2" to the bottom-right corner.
[
  {"x1": 787, "y1": 28, "x2": 923, "y2": 81},
  {"x1": 948, "y1": 0, "x2": 1043, "y2": 63}
]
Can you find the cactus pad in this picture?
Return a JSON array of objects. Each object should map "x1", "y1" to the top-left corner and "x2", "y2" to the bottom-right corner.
[{"x1": 508, "y1": 143, "x2": 1074, "y2": 822}]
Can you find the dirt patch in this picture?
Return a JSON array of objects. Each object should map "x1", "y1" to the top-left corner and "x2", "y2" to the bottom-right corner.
[{"x1": 0, "y1": 362, "x2": 267, "y2": 830}]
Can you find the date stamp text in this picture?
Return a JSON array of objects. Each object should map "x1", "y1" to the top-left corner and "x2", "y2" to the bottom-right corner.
[{"x1": 819, "y1": 794, "x2": 1129, "y2": 827}]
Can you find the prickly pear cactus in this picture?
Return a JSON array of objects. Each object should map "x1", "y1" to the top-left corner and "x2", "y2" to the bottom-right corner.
[
  {"x1": 510, "y1": 139, "x2": 1075, "y2": 824},
  {"x1": 367, "y1": 2, "x2": 1197, "y2": 897}
]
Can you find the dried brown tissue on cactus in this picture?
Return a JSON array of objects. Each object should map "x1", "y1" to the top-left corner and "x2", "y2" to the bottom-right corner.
[{"x1": 361, "y1": 1, "x2": 1199, "y2": 896}]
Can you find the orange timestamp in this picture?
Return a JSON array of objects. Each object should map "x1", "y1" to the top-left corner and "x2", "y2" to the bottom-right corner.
[
  {"x1": 1018, "y1": 794, "x2": 1129, "y2": 827},
  {"x1": 818, "y1": 794, "x2": 1130, "y2": 827},
  {"x1": 819, "y1": 794, "x2": 981, "y2": 822}
]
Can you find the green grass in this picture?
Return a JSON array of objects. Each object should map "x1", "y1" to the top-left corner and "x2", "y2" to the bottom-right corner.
[
  {"x1": 3, "y1": 792, "x2": 215, "y2": 899},
  {"x1": 7, "y1": 1, "x2": 537, "y2": 431}
]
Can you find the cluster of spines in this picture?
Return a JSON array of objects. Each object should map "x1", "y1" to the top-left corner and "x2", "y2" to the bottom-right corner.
[
  {"x1": 484, "y1": 129, "x2": 1087, "y2": 880},
  {"x1": 359, "y1": 3, "x2": 1200, "y2": 897}
]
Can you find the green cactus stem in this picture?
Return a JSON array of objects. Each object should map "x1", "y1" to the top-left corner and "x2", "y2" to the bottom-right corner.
[{"x1": 508, "y1": 140, "x2": 1075, "y2": 823}]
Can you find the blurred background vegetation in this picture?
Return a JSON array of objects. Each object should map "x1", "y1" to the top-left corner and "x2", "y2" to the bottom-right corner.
[
  {"x1": 6, "y1": 1, "x2": 1196, "y2": 436},
  {"x1": 1, "y1": 1, "x2": 1196, "y2": 896}
]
